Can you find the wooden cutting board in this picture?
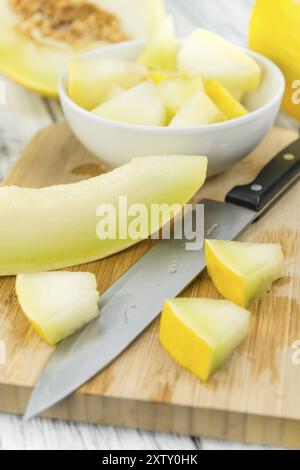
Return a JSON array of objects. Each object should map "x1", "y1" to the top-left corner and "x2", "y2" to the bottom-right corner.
[{"x1": 0, "y1": 123, "x2": 299, "y2": 448}]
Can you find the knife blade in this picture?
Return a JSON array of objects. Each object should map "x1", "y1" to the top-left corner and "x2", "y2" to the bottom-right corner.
[{"x1": 24, "y1": 138, "x2": 300, "y2": 420}]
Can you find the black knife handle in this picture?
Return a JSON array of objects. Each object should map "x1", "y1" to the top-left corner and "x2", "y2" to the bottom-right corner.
[{"x1": 225, "y1": 138, "x2": 300, "y2": 214}]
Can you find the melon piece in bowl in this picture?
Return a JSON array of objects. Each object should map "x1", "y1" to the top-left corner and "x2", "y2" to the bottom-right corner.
[
  {"x1": 92, "y1": 81, "x2": 166, "y2": 126},
  {"x1": 177, "y1": 29, "x2": 261, "y2": 93}
]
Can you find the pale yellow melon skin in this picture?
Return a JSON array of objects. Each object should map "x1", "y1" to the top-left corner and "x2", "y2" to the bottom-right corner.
[
  {"x1": 0, "y1": 0, "x2": 166, "y2": 97},
  {"x1": 0, "y1": 156, "x2": 207, "y2": 275},
  {"x1": 205, "y1": 80, "x2": 248, "y2": 120}
]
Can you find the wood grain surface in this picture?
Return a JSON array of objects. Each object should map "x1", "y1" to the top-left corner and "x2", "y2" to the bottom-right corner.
[{"x1": 0, "y1": 122, "x2": 299, "y2": 448}]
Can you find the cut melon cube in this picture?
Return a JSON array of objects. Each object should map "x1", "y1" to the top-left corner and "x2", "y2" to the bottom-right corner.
[
  {"x1": 205, "y1": 240, "x2": 285, "y2": 307},
  {"x1": 159, "y1": 298, "x2": 250, "y2": 382},
  {"x1": 177, "y1": 29, "x2": 261, "y2": 93},
  {"x1": 68, "y1": 58, "x2": 148, "y2": 110},
  {"x1": 16, "y1": 272, "x2": 100, "y2": 345},
  {"x1": 205, "y1": 80, "x2": 248, "y2": 120},
  {"x1": 157, "y1": 77, "x2": 204, "y2": 122},
  {"x1": 137, "y1": 15, "x2": 177, "y2": 71},
  {"x1": 169, "y1": 90, "x2": 225, "y2": 127},
  {"x1": 92, "y1": 81, "x2": 166, "y2": 126}
]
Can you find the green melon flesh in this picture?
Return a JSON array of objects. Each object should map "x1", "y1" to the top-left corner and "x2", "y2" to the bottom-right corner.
[{"x1": 0, "y1": 155, "x2": 207, "y2": 275}]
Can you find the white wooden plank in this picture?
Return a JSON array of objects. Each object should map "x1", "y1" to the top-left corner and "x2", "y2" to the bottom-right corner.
[
  {"x1": 0, "y1": 75, "x2": 53, "y2": 179},
  {"x1": 0, "y1": 413, "x2": 200, "y2": 450}
]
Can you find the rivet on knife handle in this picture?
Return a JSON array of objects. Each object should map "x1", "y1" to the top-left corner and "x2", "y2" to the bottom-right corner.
[{"x1": 225, "y1": 138, "x2": 300, "y2": 214}]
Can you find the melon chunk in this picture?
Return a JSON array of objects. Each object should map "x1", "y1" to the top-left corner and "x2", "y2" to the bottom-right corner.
[
  {"x1": 16, "y1": 272, "x2": 99, "y2": 345},
  {"x1": 137, "y1": 15, "x2": 177, "y2": 71},
  {"x1": 169, "y1": 90, "x2": 225, "y2": 127},
  {"x1": 205, "y1": 80, "x2": 248, "y2": 120},
  {"x1": 0, "y1": 0, "x2": 166, "y2": 97},
  {"x1": 149, "y1": 69, "x2": 178, "y2": 84},
  {"x1": 68, "y1": 58, "x2": 148, "y2": 110},
  {"x1": 157, "y1": 77, "x2": 204, "y2": 122},
  {"x1": 177, "y1": 29, "x2": 261, "y2": 93},
  {"x1": 159, "y1": 298, "x2": 250, "y2": 382},
  {"x1": 92, "y1": 81, "x2": 166, "y2": 126},
  {"x1": 205, "y1": 240, "x2": 285, "y2": 308},
  {"x1": 0, "y1": 155, "x2": 207, "y2": 275}
]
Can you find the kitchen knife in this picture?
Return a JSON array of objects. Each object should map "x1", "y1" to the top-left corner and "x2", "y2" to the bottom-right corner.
[{"x1": 24, "y1": 139, "x2": 300, "y2": 420}]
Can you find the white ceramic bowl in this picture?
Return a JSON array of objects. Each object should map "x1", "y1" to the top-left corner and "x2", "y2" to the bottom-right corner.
[{"x1": 59, "y1": 40, "x2": 285, "y2": 176}]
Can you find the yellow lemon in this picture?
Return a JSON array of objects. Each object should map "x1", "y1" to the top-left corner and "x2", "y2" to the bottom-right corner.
[{"x1": 249, "y1": 0, "x2": 300, "y2": 121}]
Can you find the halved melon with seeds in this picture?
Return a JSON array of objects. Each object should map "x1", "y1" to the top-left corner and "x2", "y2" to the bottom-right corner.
[{"x1": 0, "y1": 0, "x2": 166, "y2": 97}]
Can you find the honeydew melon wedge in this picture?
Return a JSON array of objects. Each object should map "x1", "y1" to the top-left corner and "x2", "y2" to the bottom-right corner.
[
  {"x1": 0, "y1": 0, "x2": 166, "y2": 97},
  {"x1": 177, "y1": 29, "x2": 261, "y2": 93},
  {"x1": 16, "y1": 272, "x2": 100, "y2": 345},
  {"x1": 157, "y1": 77, "x2": 204, "y2": 122},
  {"x1": 169, "y1": 90, "x2": 225, "y2": 127},
  {"x1": 0, "y1": 155, "x2": 207, "y2": 275},
  {"x1": 159, "y1": 298, "x2": 250, "y2": 382},
  {"x1": 205, "y1": 240, "x2": 285, "y2": 308},
  {"x1": 92, "y1": 81, "x2": 166, "y2": 126},
  {"x1": 137, "y1": 15, "x2": 177, "y2": 71},
  {"x1": 68, "y1": 58, "x2": 148, "y2": 110},
  {"x1": 205, "y1": 80, "x2": 248, "y2": 120}
]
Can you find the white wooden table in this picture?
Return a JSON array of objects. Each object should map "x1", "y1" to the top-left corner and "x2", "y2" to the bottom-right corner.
[{"x1": 0, "y1": 0, "x2": 298, "y2": 450}]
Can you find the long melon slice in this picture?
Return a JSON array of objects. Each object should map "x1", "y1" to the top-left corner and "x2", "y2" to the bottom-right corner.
[{"x1": 0, "y1": 155, "x2": 207, "y2": 275}]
